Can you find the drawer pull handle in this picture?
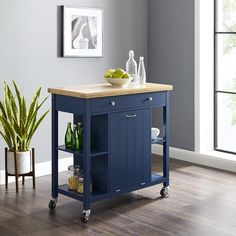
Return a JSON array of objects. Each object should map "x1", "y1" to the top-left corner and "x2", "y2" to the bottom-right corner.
[
  {"x1": 141, "y1": 182, "x2": 146, "y2": 186},
  {"x1": 109, "y1": 101, "x2": 116, "y2": 106},
  {"x1": 147, "y1": 97, "x2": 153, "y2": 101},
  {"x1": 116, "y1": 189, "x2": 121, "y2": 192},
  {"x1": 125, "y1": 114, "x2": 137, "y2": 118}
]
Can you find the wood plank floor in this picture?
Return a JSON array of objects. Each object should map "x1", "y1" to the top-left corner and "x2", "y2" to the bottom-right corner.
[{"x1": 1, "y1": 156, "x2": 236, "y2": 236}]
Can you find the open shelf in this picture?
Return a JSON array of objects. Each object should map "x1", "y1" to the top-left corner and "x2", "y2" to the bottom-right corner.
[
  {"x1": 58, "y1": 184, "x2": 107, "y2": 202},
  {"x1": 57, "y1": 145, "x2": 108, "y2": 157},
  {"x1": 151, "y1": 172, "x2": 165, "y2": 183},
  {"x1": 58, "y1": 175, "x2": 166, "y2": 203},
  {"x1": 151, "y1": 137, "x2": 165, "y2": 145}
]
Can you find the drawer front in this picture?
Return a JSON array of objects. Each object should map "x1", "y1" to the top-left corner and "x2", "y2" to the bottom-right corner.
[{"x1": 91, "y1": 92, "x2": 165, "y2": 114}]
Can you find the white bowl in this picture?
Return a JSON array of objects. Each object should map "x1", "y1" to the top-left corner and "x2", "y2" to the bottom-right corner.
[
  {"x1": 105, "y1": 77, "x2": 132, "y2": 88},
  {"x1": 151, "y1": 128, "x2": 160, "y2": 140}
]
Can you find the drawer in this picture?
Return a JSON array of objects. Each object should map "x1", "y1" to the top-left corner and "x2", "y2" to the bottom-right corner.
[{"x1": 90, "y1": 92, "x2": 165, "y2": 114}]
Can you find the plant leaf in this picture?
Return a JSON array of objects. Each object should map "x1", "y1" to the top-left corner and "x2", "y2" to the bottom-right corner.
[
  {"x1": 24, "y1": 96, "x2": 49, "y2": 134},
  {"x1": 4, "y1": 81, "x2": 13, "y2": 125},
  {"x1": 26, "y1": 87, "x2": 41, "y2": 129},
  {"x1": 12, "y1": 115, "x2": 23, "y2": 139},
  {"x1": 12, "y1": 80, "x2": 21, "y2": 108},
  {"x1": 13, "y1": 80, "x2": 22, "y2": 123},
  {"x1": 37, "y1": 96, "x2": 49, "y2": 112},
  {"x1": 26, "y1": 109, "x2": 49, "y2": 149},
  {"x1": 0, "y1": 115, "x2": 11, "y2": 139},
  {"x1": 20, "y1": 96, "x2": 27, "y2": 132},
  {"x1": 0, "y1": 115, "x2": 18, "y2": 151},
  {"x1": 0, "y1": 101, "x2": 7, "y2": 119},
  {"x1": 0, "y1": 81, "x2": 49, "y2": 152},
  {"x1": 0, "y1": 130, "x2": 13, "y2": 151},
  {"x1": 6, "y1": 84, "x2": 18, "y2": 123}
]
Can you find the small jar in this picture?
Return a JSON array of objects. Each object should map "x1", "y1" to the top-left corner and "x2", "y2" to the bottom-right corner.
[
  {"x1": 67, "y1": 165, "x2": 80, "y2": 190},
  {"x1": 77, "y1": 171, "x2": 93, "y2": 194}
]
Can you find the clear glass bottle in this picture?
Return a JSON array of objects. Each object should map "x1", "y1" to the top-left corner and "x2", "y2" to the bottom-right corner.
[
  {"x1": 77, "y1": 170, "x2": 93, "y2": 194},
  {"x1": 68, "y1": 165, "x2": 80, "y2": 191},
  {"x1": 65, "y1": 122, "x2": 72, "y2": 149},
  {"x1": 126, "y1": 50, "x2": 138, "y2": 84},
  {"x1": 72, "y1": 124, "x2": 80, "y2": 150},
  {"x1": 138, "y1": 57, "x2": 146, "y2": 85},
  {"x1": 78, "y1": 122, "x2": 83, "y2": 149}
]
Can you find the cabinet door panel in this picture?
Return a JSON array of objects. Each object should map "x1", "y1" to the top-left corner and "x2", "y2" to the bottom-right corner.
[
  {"x1": 109, "y1": 109, "x2": 151, "y2": 192},
  {"x1": 133, "y1": 110, "x2": 151, "y2": 185},
  {"x1": 109, "y1": 111, "x2": 128, "y2": 192}
]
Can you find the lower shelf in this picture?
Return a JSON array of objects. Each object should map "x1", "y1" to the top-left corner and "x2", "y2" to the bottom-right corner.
[
  {"x1": 151, "y1": 137, "x2": 165, "y2": 145},
  {"x1": 58, "y1": 173, "x2": 166, "y2": 203},
  {"x1": 151, "y1": 172, "x2": 163, "y2": 182},
  {"x1": 58, "y1": 185, "x2": 104, "y2": 202}
]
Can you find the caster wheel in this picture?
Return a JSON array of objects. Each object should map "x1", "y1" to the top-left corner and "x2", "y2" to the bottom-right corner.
[
  {"x1": 48, "y1": 199, "x2": 57, "y2": 210},
  {"x1": 81, "y1": 210, "x2": 90, "y2": 223},
  {"x1": 160, "y1": 187, "x2": 169, "y2": 198}
]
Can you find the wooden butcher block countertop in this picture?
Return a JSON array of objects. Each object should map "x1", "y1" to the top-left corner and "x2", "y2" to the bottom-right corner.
[{"x1": 48, "y1": 83, "x2": 173, "y2": 99}]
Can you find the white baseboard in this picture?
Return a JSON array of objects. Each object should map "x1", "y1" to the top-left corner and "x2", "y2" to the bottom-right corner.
[
  {"x1": 152, "y1": 144, "x2": 236, "y2": 173},
  {"x1": 0, "y1": 157, "x2": 73, "y2": 185}
]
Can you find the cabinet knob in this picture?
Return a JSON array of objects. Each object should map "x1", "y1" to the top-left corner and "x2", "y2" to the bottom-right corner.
[
  {"x1": 125, "y1": 114, "x2": 137, "y2": 118},
  {"x1": 147, "y1": 97, "x2": 153, "y2": 101},
  {"x1": 110, "y1": 101, "x2": 116, "y2": 106}
]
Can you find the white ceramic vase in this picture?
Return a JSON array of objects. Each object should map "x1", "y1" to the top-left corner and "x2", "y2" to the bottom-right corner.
[{"x1": 7, "y1": 150, "x2": 32, "y2": 175}]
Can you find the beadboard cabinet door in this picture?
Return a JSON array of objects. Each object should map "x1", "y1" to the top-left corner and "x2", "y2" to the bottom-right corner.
[{"x1": 109, "y1": 109, "x2": 151, "y2": 193}]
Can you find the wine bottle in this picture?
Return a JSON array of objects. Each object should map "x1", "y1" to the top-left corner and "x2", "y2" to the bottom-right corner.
[
  {"x1": 72, "y1": 124, "x2": 80, "y2": 150},
  {"x1": 65, "y1": 122, "x2": 73, "y2": 149},
  {"x1": 78, "y1": 122, "x2": 83, "y2": 149}
]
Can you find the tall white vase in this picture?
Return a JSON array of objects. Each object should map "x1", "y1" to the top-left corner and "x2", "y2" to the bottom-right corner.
[{"x1": 7, "y1": 151, "x2": 32, "y2": 175}]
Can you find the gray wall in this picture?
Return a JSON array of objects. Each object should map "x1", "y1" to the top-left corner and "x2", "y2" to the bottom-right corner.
[
  {"x1": 0, "y1": 0, "x2": 148, "y2": 170},
  {"x1": 149, "y1": 0, "x2": 195, "y2": 150}
]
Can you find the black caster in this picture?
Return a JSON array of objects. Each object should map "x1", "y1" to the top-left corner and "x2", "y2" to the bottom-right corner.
[
  {"x1": 48, "y1": 199, "x2": 57, "y2": 210},
  {"x1": 81, "y1": 210, "x2": 91, "y2": 223},
  {"x1": 160, "y1": 187, "x2": 169, "y2": 198}
]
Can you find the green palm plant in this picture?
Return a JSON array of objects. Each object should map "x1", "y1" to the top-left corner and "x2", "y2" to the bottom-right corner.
[{"x1": 0, "y1": 81, "x2": 49, "y2": 152}]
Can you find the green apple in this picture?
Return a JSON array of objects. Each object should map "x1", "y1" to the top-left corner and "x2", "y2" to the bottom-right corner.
[
  {"x1": 113, "y1": 68, "x2": 125, "y2": 78},
  {"x1": 104, "y1": 69, "x2": 115, "y2": 78},
  {"x1": 122, "y1": 73, "x2": 130, "y2": 79}
]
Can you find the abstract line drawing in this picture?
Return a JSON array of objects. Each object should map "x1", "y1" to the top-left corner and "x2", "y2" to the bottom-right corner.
[
  {"x1": 71, "y1": 16, "x2": 97, "y2": 50},
  {"x1": 63, "y1": 7, "x2": 103, "y2": 57}
]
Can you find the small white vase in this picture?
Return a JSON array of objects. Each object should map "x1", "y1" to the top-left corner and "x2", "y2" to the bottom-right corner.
[{"x1": 7, "y1": 150, "x2": 32, "y2": 175}]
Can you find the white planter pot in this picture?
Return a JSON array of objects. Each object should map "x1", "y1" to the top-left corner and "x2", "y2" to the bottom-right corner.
[{"x1": 7, "y1": 150, "x2": 32, "y2": 175}]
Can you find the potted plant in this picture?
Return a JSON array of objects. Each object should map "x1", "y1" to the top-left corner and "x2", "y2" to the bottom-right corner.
[{"x1": 0, "y1": 81, "x2": 49, "y2": 175}]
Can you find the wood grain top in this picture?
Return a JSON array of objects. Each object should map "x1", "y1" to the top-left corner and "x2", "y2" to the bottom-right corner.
[{"x1": 48, "y1": 83, "x2": 173, "y2": 99}]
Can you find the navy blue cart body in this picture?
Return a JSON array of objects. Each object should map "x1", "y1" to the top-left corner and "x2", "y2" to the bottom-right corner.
[{"x1": 48, "y1": 83, "x2": 171, "y2": 222}]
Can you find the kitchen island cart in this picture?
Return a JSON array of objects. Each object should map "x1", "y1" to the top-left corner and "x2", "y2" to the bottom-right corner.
[{"x1": 48, "y1": 83, "x2": 173, "y2": 222}]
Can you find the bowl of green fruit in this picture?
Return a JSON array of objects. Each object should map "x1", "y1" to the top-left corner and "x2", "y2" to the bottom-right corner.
[{"x1": 104, "y1": 68, "x2": 132, "y2": 88}]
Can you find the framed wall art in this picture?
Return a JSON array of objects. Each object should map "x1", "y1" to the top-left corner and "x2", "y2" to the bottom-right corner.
[{"x1": 63, "y1": 6, "x2": 103, "y2": 57}]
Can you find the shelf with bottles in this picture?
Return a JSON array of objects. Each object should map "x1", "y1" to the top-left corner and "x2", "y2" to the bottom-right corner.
[
  {"x1": 57, "y1": 145, "x2": 108, "y2": 157},
  {"x1": 65, "y1": 122, "x2": 83, "y2": 151},
  {"x1": 58, "y1": 184, "x2": 109, "y2": 202},
  {"x1": 60, "y1": 155, "x2": 109, "y2": 201},
  {"x1": 62, "y1": 114, "x2": 108, "y2": 158}
]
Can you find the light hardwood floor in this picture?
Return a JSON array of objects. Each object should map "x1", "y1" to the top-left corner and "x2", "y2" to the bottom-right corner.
[{"x1": 0, "y1": 156, "x2": 236, "y2": 236}]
